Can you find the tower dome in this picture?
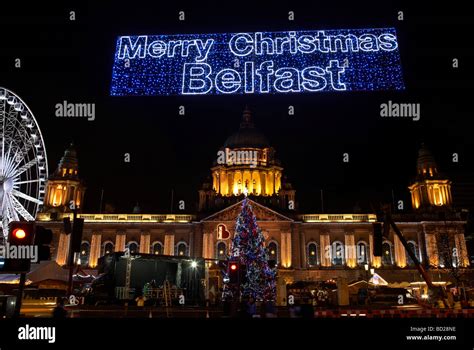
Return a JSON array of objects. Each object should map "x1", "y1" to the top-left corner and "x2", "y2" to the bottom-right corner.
[
  {"x1": 223, "y1": 108, "x2": 270, "y2": 149},
  {"x1": 416, "y1": 143, "x2": 438, "y2": 179},
  {"x1": 55, "y1": 143, "x2": 79, "y2": 178}
]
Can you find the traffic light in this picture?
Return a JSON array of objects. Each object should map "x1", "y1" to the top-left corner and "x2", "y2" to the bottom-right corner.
[
  {"x1": 373, "y1": 222, "x2": 383, "y2": 257},
  {"x1": 9, "y1": 221, "x2": 35, "y2": 246},
  {"x1": 0, "y1": 221, "x2": 35, "y2": 273},
  {"x1": 34, "y1": 226, "x2": 53, "y2": 261},
  {"x1": 70, "y1": 217, "x2": 84, "y2": 253},
  {"x1": 228, "y1": 261, "x2": 240, "y2": 284}
]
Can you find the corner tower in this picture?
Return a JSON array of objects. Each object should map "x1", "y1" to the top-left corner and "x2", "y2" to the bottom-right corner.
[
  {"x1": 43, "y1": 143, "x2": 86, "y2": 213},
  {"x1": 408, "y1": 144, "x2": 452, "y2": 211}
]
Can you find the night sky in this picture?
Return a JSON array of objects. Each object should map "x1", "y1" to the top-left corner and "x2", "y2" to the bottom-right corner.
[{"x1": 1, "y1": 1, "x2": 473, "y2": 214}]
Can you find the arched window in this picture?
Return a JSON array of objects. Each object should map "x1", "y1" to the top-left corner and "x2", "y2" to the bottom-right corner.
[
  {"x1": 406, "y1": 241, "x2": 418, "y2": 266},
  {"x1": 307, "y1": 242, "x2": 319, "y2": 266},
  {"x1": 102, "y1": 241, "x2": 114, "y2": 256},
  {"x1": 332, "y1": 241, "x2": 344, "y2": 266},
  {"x1": 382, "y1": 241, "x2": 394, "y2": 266},
  {"x1": 267, "y1": 241, "x2": 278, "y2": 262},
  {"x1": 175, "y1": 242, "x2": 188, "y2": 256},
  {"x1": 80, "y1": 241, "x2": 90, "y2": 266},
  {"x1": 216, "y1": 241, "x2": 227, "y2": 260},
  {"x1": 357, "y1": 241, "x2": 369, "y2": 265},
  {"x1": 127, "y1": 241, "x2": 139, "y2": 254},
  {"x1": 151, "y1": 242, "x2": 163, "y2": 255}
]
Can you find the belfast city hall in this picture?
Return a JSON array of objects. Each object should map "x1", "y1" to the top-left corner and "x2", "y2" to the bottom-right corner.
[{"x1": 37, "y1": 108, "x2": 471, "y2": 305}]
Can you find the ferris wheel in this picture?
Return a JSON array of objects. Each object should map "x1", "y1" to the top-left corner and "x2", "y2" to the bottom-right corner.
[{"x1": 0, "y1": 87, "x2": 48, "y2": 240}]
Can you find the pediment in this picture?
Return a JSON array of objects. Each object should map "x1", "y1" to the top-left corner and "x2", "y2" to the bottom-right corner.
[{"x1": 201, "y1": 199, "x2": 293, "y2": 222}]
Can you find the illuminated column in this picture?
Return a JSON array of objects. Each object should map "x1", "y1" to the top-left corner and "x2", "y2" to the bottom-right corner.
[
  {"x1": 139, "y1": 233, "x2": 151, "y2": 254},
  {"x1": 280, "y1": 232, "x2": 292, "y2": 268},
  {"x1": 115, "y1": 234, "x2": 126, "y2": 252},
  {"x1": 425, "y1": 233, "x2": 439, "y2": 267},
  {"x1": 369, "y1": 234, "x2": 381, "y2": 268},
  {"x1": 56, "y1": 233, "x2": 70, "y2": 266},
  {"x1": 164, "y1": 234, "x2": 175, "y2": 255},
  {"x1": 344, "y1": 234, "x2": 356, "y2": 268},
  {"x1": 243, "y1": 170, "x2": 251, "y2": 192},
  {"x1": 273, "y1": 172, "x2": 276, "y2": 194},
  {"x1": 89, "y1": 234, "x2": 102, "y2": 268},
  {"x1": 228, "y1": 172, "x2": 234, "y2": 196},
  {"x1": 256, "y1": 171, "x2": 262, "y2": 194},
  {"x1": 260, "y1": 172, "x2": 266, "y2": 195},
  {"x1": 275, "y1": 172, "x2": 281, "y2": 192},
  {"x1": 202, "y1": 233, "x2": 214, "y2": 259},
  {"x1": 454, "y1": 234, "x2": 470, "y2": 267},
  {"x1": 267, "y1": 172, "x2": 274, "y2": 195},
  {"x1": 320, "y1": 235, "x2": 331, "y2": 267},
  {"x1": 394, "y1": 235, "x2": 407, "y2": 268},
  {"x1": 220, "y1": 170, "x2": 227, "y2": 195}
]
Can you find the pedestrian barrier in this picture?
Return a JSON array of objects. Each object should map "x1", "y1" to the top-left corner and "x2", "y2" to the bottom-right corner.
[{"x1": 314, "y1": 308, "x2": 474, "y2": 318}]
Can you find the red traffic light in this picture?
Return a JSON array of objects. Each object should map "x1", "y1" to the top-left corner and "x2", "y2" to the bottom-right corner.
[
  {"x1": 8, "y1": 221, "x2": 35, "y2": 246},
  {"x1": 230, "y1": 263, "x2": 238, "y2": 271},
  {"x1": 13, "y1": 228, "x2": 27, "y2": 239}
]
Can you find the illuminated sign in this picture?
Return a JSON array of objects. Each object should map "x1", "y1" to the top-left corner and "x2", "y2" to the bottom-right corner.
[
  {"x1": 217, "y1": 224, "x2": 230, "y2": 240},
  {"x1": 110, "y1": 28, "x2": 404, "y2": 96}
]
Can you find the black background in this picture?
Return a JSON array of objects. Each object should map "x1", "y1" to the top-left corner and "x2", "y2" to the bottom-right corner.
[{"x1": 1, "y1": 0, "x2": 473, "y2": 214}]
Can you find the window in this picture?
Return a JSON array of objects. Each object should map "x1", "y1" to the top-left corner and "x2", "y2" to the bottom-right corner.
[
  {"x1": 307, "y1": 242, "x2": 319, "y2": 266},
  {"x1": 102, "y1": 241, "x2": 114, "y2": 256},
  {"x1": 152, "y1": 242, "x2": 163, "y2": 255},
  {"x1": 332, "y1": 241, "x2": 344, "y2": 266},
  {"x1": 175, "y1": 242, "x2": 188, "y2": 256},
  {"x1": 216, "y1": 241, "x2": 227, "y2": 260},
  {"x1": 80, "y1": 242, "x2": 90, "y2": 266},
  {"x1": 127, "y1": 241, "x2": 139, "y2": 254},
  {"x1": 406, "y1": 241, "x2": 418, "y2": 266},
  {"x1": 267, "y1": 241, "x2": 278, "y2": 262},
  {"x1": 382, "y1": 241, "x2": 394, "y2": 266},
  {"x1": 357, "y1": 242, "x2": 368, "y2": 265}
]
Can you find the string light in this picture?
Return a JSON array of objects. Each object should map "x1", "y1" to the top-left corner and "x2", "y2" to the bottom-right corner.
[{"x1": 111, "y1": 28, "x2": 404, "y2": 96}]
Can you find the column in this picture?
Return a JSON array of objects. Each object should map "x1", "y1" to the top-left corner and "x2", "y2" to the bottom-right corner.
[
  {"x1": 300, "y1": 230, "x2": 306, "y2": 268},
  {"x1": 139, "y1": 233, "x2": 151, "y2": 254},
  {"x1": 89, "y1": 234, "x2": 102, "y2": 268},
  {"x1": 344, "y1": 234, "x2": 356, "y2": 268},
  {"x1": 202, "y1": 233, "x2": 214, "y2": 259},
  {"x1": 394, "y1": 235, "x2": 407, "y2": 268},
  {"x1": 164, "y1": 234, "x2": 175, "y2": 255},
  {"x1": 280, "y1": 232, "x2": 292, "y2": 268},
  {"x1": 425, "y1": 233, "x2": 439, "y2": 267},
  {"x1": 115, "y1": 234, "x2": 126, "y2": 252},
  {"x1": 320, "y1": 234, "x2": 331, "y2": 267},
  {"x1": 55, "y1": 233, "x2": 70, "y2": 266},
  {"x1": 454, "y1": 233, "x2": 470, "y2": 267}
]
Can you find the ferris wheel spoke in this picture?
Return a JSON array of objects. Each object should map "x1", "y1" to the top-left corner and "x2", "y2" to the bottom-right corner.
[
  {"x1": 2, "y1": 154, "x2": 17, "y2": 178},
  {"x1": 11, "y1": 189, "x2": 43, "y2": 205},
  {"x1": 3, "y1": 194, "x2": 19, "y2": 222},
  {"x1": 8, "y1": 193, "x2": 35, "y2": 221},
  {"x1": 12, "y1": 158, "x2": 37, "y2": 177},
  {"x1": 14, "y1": 179, "x2": 42, "y2": 185}
]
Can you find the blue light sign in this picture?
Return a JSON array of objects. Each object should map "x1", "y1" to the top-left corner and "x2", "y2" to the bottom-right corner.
[{"x1": 110, "y1": 28, "x2": 404, "y2": 96}]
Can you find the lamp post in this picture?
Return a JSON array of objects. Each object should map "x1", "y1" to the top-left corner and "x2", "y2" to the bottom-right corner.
[{"x1": 364, "y1": 264, "x2": 369, "y2": 306}]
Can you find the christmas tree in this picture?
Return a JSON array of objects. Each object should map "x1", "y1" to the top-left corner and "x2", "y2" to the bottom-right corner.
[{"x1": 229, "y1": 197, "x2": 276, "y2": 301}]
